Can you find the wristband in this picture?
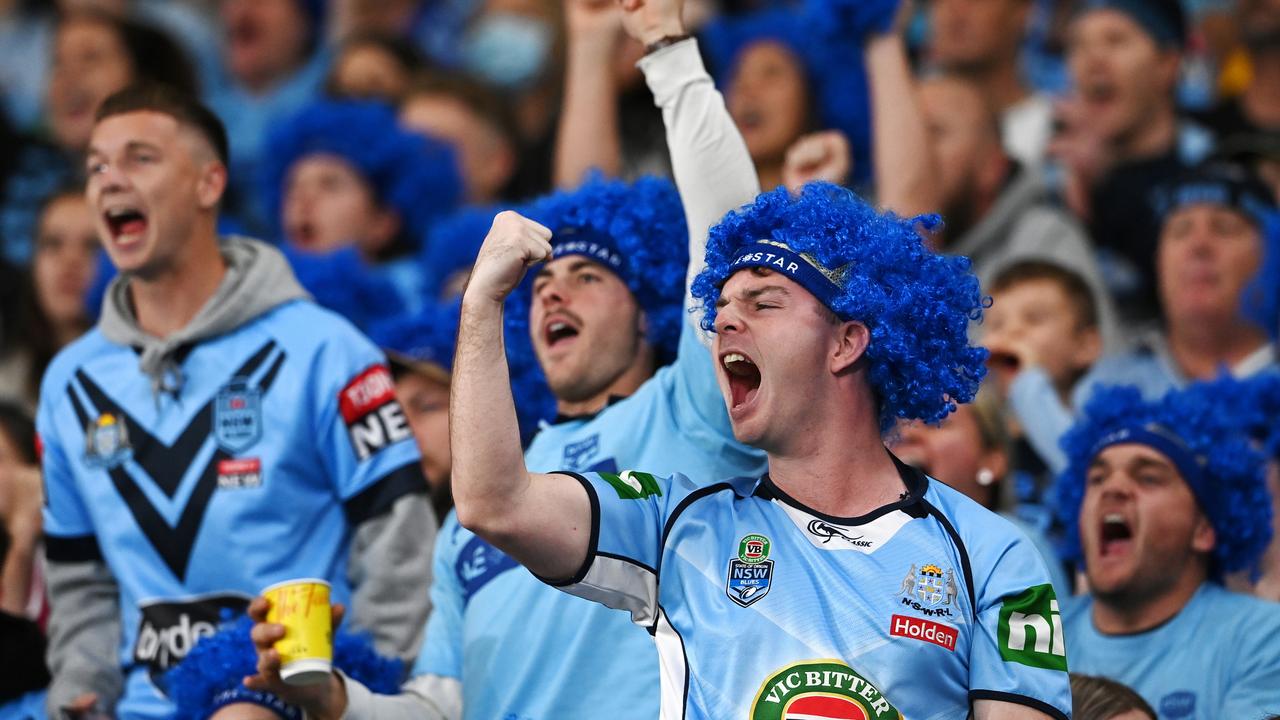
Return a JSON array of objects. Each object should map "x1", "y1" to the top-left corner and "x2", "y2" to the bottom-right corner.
[{"x1": 644, "y1": 34, "x2": 691, "y2": 55}]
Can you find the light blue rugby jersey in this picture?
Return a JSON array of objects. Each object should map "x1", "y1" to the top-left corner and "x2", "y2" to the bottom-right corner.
[
  {"x1": 545, "y1": 457, "x2": 1073, "y2": 720},
  {"x1": 1063, "y1": 583, "x2": 1280, "y2": 720},
  {"x1": 39, "y1": 300, "x2": 423, "y2": 719},
  {"x1": 414, "y1": 322, "x2": 767, "y2": 720}
]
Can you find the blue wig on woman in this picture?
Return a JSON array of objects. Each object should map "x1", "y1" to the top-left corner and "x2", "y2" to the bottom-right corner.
[
  {"x1": 1054, "y1": 383, "x2": 1274, "y2": 579},
  {"x1": 261, "y1": 100, "x2": 462, "y2": 249},
  {"x1": 504, "y1": 174, "x2": 689, "y2": 379},
  {"x1": 693, "y1": 182, "x2": 986, "y2": 432}
]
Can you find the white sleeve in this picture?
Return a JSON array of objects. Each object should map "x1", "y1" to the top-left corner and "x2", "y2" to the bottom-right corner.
[
  {"x1": 337, "y1": 672, "x2": 462, "y2": 720},
  {"x1": 638, "y1": 38, "x2": 760, "y2": 329}
]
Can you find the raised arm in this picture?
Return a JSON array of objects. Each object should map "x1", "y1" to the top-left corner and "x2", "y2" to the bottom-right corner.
[
  {"x1": 553, "y1": 0, "x2": 626, "y2": 187},
  {"x1": 624, "y1": 0, "x2": 760, "y2": 316},
  {"x1": 866, "y1": 22, "x2": 939, "y2": 217},
  {"x1": 450, "y1": 211, "x2": 592, "y2": 580}
]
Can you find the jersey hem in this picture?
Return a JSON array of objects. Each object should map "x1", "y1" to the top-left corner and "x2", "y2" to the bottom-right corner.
[
  {"x1": 968, "y1": 689, "x2": 1069, "y2": 720},
  {"x1": 534, "y1": 471, "x2": 601, "y2": 587},
  {"x1": 44, "y1": 533, "x2": 104, "y2": 563},
  {"x1": 342, "y1": 461, "x2": 428, "y2": 525}
]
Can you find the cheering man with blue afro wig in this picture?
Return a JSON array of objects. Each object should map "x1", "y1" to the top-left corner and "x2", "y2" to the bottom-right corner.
[{"x1": 1056, "y1": 382, "x2": 1280, "y2": 716}]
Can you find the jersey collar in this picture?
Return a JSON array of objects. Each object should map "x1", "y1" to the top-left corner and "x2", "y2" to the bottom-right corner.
[{"x1": 750, "y1": 450, "x2": 929, "y2": 526}]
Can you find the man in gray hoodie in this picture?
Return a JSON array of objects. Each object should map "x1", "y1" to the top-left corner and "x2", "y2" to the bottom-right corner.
[{"x1": 37, "y1": 84, "x2": 434, "y2": 719}]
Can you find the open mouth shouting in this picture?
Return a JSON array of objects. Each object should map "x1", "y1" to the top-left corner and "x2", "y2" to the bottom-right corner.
[
  {"x1": 103, "y1": 205, "x2": 149, "y2": 246},
  {"x1": 721, "y1": 351, "x2": 762, "y2": 412},
  {"x1": 542, "y1": 313, "x2": 582, "y2": 352},
  {"x1": 1098, "y1": 512, "x2": 1134, "y2": 559}
]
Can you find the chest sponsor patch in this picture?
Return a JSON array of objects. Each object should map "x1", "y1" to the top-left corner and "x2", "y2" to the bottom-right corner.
[
  {"x1": 1159, "y1": 691, "x2": 1196, "y2": 718},
  {"x1": 217, "y1": 457, "x2": 262, "y2": 488},
  {"x1": 134, "y1": 592, "x2": 251, "y2": 691},
  {"x1": 456, "y1": 535, "x2": 518, "y2": 603},
  {"x1": 751, "y1": 659, "x2": 903, "y2": 720},
  {"x1": 776, "y1": 502, "x2": 910, "y2": 554},
  {"x1": 889, "y1": 614, "x2": 957, "y2": 651},
  {"x1": 997, "y1": 583, "x2": 1067, "y2": 671},
  {"x1": 340, "y1": 365, "x2": 412, "y2": 461}
]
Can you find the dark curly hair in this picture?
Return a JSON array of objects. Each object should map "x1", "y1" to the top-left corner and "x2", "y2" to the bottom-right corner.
[
  {"x1": 692, "y1": 182, "x2": 987, "y2": 432},
  {"x1": 1055, "y1": 383, "x2": 1273, "y2": 578}
]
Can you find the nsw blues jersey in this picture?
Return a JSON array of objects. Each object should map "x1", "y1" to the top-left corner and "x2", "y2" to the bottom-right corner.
[
  {"x1": 547, "y1": 458, "x2": 1073, "y2": 720},
  {"x1": 414, "y1": 322, "x2": 766, "y2": 719},
  {"x1": 39, "y1": 300, "x2": 423, "y2": 719},
  {"x1": 1063, "y1": 583, "x2": 1280, "y2": 719}
]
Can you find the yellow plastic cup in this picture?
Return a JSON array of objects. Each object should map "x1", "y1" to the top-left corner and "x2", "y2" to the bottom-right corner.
[{"x1": 262, "y1": 578, "x2": 333, "y2": 685}]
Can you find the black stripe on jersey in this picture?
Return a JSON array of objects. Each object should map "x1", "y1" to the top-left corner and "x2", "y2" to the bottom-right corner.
[
  {"x1": 63, "y1": 341, "x2": 285, "y2": 581},
  {"x1": 921, "y1": 498, "x2": 978, "y2": 620},
  {"x1": 72, "y1": 341, "x2": 278, "y2": 498},
  {"x1": 969, "y1": 690, "x2": 1069, "y2": 720},
  {"x1": 45, "y1": 533, "x2": 104, "y2": 563},
  {"x1": 342, "y1": 461, "x2": 428, "y2": 526}
]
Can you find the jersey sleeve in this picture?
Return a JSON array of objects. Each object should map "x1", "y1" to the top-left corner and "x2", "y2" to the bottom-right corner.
[
  {"x1": 540, "y1": 470, "x2": 689, "y2": 630},
  {"x1": 313, "y1": 332, "x2": 425, "y2": 527},
  {"x1": 412, "y1": 513, "x2": 466, "y2": 681},
  {"x1": 667, "y1": 318, "x2": 737, "y2": 441},
  {"x1": 967, "y1": 530, "x2": 1072, "y2": 720},
  {"x1": 38, "y1": 385, "x2": 100, "y2": 562},
  {"x1": 1218, "y1": 602, "x2": 1280, "y2": 716}
]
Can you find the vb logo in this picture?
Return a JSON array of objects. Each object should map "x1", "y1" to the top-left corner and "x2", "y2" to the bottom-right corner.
[{"x1": 997, "y1": 583, "x2": 1067, "y2": 671}]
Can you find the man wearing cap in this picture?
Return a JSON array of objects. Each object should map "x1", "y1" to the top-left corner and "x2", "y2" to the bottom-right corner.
[
  {"x1": 1057, "y1": 383, "x2": 1280, "y2": 718},
  {"x1": 447, "y1": 163, "x2": 1071, "y2": 719},
  {"x1": 1050, "y1": 0, "x2": 1213, "y2": 325}
]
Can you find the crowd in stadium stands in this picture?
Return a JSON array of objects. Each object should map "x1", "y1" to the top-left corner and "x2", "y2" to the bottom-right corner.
[{"x1": 0, "y1": 0, "x2": 1277, "y2": 718}]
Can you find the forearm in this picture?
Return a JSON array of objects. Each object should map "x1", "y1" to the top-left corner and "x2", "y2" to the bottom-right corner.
[
  {"x1": 639, "y1": 39, "x2": 759, "y2": 310},
  {"x1": 44, "y1": 558, "x2": 123, "y2": 715},
  {"x1": 866, "y1": 34, "x2": 938, "y2": 217},
  {"x1": 554, "y1": 39, "x2": 623, "y2": 187},
  {"x1": 346, "y1": 493, "x2": 436, "y2": 660},
  {"x1": 0, "y1": 528, "x2": 38, "y2": 615}
]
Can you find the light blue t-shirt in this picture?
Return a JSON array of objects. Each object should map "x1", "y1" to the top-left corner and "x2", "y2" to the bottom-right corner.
[
  {"x1": 548, "y1": 458, "x2": 1073, "y2": 720},
  {"x1": 39, "y1": 300, "x2": 423, "y2": 719},
  {"x1": 1063, "y1": 583, "x2": 1280, "y2": 719},
  {"x1": 413, "y1": 321, "x2": 767, "y2": 719}
]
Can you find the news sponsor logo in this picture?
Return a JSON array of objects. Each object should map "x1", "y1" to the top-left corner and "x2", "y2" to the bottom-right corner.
[{"x1": 340, "y1": 365, "x2": 411, "y2": 461}]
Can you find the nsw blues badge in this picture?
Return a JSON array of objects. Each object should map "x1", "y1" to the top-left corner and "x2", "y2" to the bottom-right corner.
[
  {"x1": 726, "y1": 533, "x2": 774, "y2": 607},
  {"x1": 214, "y1": 379, "x2": 262, "y2": 453}
]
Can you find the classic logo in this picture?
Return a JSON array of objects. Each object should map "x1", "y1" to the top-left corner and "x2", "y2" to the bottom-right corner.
[
  {"x1": 997, "y1": 583, "x2": 1067, "y2": 671},
  {"x1": 599, "y1": 470, "x2": 663, "y2": 500},
  {"x1": 340, "y1": 365, "x2": 412, "y2": 461},
  {"x1": 889, "y1": 614, "x2": 958, "y2": 651},
  {"x1": 727, "y1": 533, "x2": 774, "y2": 607},
  {"x1": 750, "y1": 659, "x2": 903, "y2": 720},
  {"x1": 84, "y1": 412, "x2": 131, "y2": 468},
  {"x1": 806, "y1": 519, "x2": 873, "y2": 549},
  {"x1": 896, "y1": 563, "x2": 959, "y2": 618},
  {"x1": 134, "y1": 593, "x2": 251, "y2": 691},
  {"x1": 216, "y1": 457, "x2": 262, "y2": 489},
  {"x1": 562, "y1": 434, "x2": 600, "y2": 470},
  {"x1": 214, "y1": 379, "x2": 262, "y2": 452}
]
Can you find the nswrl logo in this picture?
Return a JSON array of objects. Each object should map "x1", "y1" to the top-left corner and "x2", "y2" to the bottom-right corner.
[{"x1": 997, "y1": 583, "x2": 1067, "y2": 671}]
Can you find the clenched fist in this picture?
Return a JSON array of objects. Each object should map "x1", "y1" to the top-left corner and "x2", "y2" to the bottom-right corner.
[
  {"x1": 464, "y1": 211, "x2": 555, "y2": 305},
  {"x1": 783, "y1": 131, "x2": 852, "y2": 192}
]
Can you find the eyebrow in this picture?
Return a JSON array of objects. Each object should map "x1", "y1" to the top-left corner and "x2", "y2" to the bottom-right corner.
[{"x1": 740, "y1": 285, "x2": 790, "y2": 301}]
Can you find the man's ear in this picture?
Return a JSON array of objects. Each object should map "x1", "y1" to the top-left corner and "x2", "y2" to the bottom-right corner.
[
  {"x1": 366, "y1": 208, "x2": 403, "y2": 253},
  {"x1": 1191, "y1": 512, "x2": 1216, "y2": 555},
  {"x1": 1070, "y1": 324, "x2": 1103, "y2": 370},
  {"x1": 196, "y1": 161, "x2": 228, "y2": 210},
  {"x1": 831, "y1": 320, "x2": 870, "y2": 374}
]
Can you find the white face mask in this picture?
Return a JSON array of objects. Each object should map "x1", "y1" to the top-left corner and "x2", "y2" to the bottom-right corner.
[{"x1": 461, "y1": 12, "x2": 552, "y2": 90}]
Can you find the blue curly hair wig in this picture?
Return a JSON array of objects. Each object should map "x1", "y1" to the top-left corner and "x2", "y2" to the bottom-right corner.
[
  {"x1": 692, "y1": 182, "x2": 986, "y2": 432},
  {"x1": 504, "y1": 174, "x2": 689, "y2": 374},
  {"x1": 419, "y1": 205, "x2": 507, "y2": 301},
  {"x1": 369, "y1": 299, "x2": 461, "y2": 374},
  {"x1": 700, "y1": 0, "x2": 899, "y2": 186},
  {"x1": 284, "y1": 246, "x2": 401, "y2": 333},
  {"x1": 164, "y1": 614, "x2": 404, "y2": 720},
  {"x1": 262, "y1": 100, "x2": 462, "y2": 249},
  {"x1": 1055, "y1": 383, "x2": 1274, "y2": 579},
  {"x1": 1243, "y1": 212, "x2": 1280, "y2": 338}
]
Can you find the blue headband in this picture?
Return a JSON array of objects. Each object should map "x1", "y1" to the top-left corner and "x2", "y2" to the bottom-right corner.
[
  {"x1": 1090, "y1": 424, "x2": 1209, "y2": 503},
  {"x1": 1081, "y1": 0, "x2": 1184, "y2": 48},
  {"x1": 552, "y1": 226, "x2": 626, "y2": 276},
  {"x1": 728, "y1": 239, "x2": 850, "y2": 318}
]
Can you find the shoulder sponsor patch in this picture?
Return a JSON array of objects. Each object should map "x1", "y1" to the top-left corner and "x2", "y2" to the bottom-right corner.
[
  {"x1": 598, "y1": 470, "x2": 662, "y2": 500},
  {"x1": 750, "y1": 659, "x2": 903, "y2": 719},
  {"x1": 340, "y1": 365, "x2": 412, "y2": 461},
  {"x1": 997, "y1": 583, "x2": 1067, "y2": 670}
]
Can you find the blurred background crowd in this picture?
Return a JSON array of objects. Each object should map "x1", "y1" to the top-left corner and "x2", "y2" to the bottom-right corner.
[{"x1": 0, "y1": 0, "x2": 1278, "y2": 715}]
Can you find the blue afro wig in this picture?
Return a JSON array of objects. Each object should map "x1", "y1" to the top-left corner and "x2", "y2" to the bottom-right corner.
[
  {"x1": 1243, "y1": 211, "x2": 1280, "y2": 338},
  {"x1": 1055, "y1": 383, "x2": 1274, "y2": 579},
  {"x1": 693, "y1": 182, "x2": 986, "y2": 432},
  {"x1": 284, "y1": 246, "x2": 402, "y2": 333},
  {"x1": 699, "y1": 0, "x2": 899, "y2": 186},
  {"x1": 262, "y1": 100, "x2": 462, "y2": 249},
  {"x1": 164, "y1": 613, "x2": 404, "y2": 720},
  {"x1": 419, "y1": 205, "x2": 507, "y2": 301},
  {"x1": 368, "y1": 299, "x2": 461, "y2": 374},
  {"x1": 505, "y1": 174, "x2": 689, "y2": 374}
]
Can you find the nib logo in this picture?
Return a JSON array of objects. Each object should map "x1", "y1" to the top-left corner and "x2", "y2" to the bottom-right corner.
[{"x1": 997, "y1": 583, "x2": 1067, "y2": 671}]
